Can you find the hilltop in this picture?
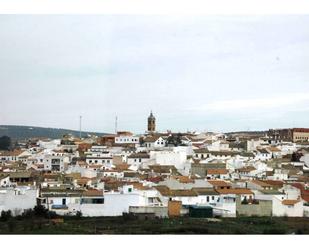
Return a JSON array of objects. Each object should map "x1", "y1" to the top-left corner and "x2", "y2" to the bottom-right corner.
[{"x1": 0, "y1": 125, "x2": 108, "y2": 140}]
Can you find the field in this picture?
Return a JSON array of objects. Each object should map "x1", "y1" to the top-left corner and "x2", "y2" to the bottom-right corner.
[{"x1": 0, "y1": 216, "x2": 309, "y2": 234}]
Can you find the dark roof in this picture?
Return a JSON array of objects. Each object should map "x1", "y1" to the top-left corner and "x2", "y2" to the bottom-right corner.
[
  {"x1": 9, "y1": 171, "x2": 32, "y2": 178},
  {"x1": 192, "y1": 163, "x2": 226, "y2": 169},
  {"x1": 194, "y1": 148, "x2": 210, "y2": 153},
  {"x1": 192, "y1": 188, "x2": 219, "y2": 195},
  {"x1": 128, "y1": 152, "x2": 150, "y2": 159},
  {"x1": 148, "y1": 165, "x2": 178, "y2": 174},
  {"x1": 257, "y1": 148, "x2": 270, "y2": 154}
]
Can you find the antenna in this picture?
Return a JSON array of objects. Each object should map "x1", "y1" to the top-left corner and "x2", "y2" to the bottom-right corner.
[
  {"x1": 79, "y1": 115, "x2": 82, "y2": 139},
  {"x1": 115, "y1": 116, "x2": 118, "y2": 134}
]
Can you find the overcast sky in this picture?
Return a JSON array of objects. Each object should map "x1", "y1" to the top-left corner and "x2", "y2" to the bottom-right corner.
[{"x1": 0, "y1": 15, "x2": 308, "y2": 134}]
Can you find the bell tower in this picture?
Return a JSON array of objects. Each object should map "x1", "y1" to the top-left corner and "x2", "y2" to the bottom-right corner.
[{"x1": 147, "y1": 111, "x2": 156, "y2": 133}]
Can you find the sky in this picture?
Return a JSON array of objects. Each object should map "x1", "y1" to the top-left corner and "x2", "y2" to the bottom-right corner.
[{"x1": 0, "y1": 15, "x2": 309, "y2": 134}]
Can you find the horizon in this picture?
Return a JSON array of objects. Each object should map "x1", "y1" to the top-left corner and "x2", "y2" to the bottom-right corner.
[
  {"x1": 1, "y1": 15, "x2": 309, "y2": 133},
  {"x1": 0, "y1": 123, "x2": 307, "y2": 135}
]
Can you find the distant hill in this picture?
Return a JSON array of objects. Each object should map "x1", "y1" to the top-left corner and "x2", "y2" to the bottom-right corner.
[
  {"x1": 0, "y1": 125, "x2": 109, "y2": 140},
  {"x1": 225, "y1": 131, "x2": 267, "y2": 136}
]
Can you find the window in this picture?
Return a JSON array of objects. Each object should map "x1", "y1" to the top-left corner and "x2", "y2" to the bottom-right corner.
[
  {"x1": 206, "y1": 196, "x2": 209, "y2": 202},
  {"x1": 212, "y1": 196, "x2": 215, "y2": 200},
  {"x1": 81, "y1": 198, "x2": 104, "y2": 204}
]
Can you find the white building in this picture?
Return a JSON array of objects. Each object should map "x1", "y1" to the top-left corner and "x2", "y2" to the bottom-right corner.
[
  {"x1": 41, "y1": 185, "x2": 161, "y2": 217},
  {"x1": 144, "y1": 136, "x2": 166, "y2": 148},
  {"x1": 272, "y1": 197, "x2": 304, "y2": 217},
  {"x1": 44, "y1": 154, "x2": 66, "y2": 172},
  {"x1": 149, "y1": 148, "x2": 187, "y2": 171},
  {"x1": 0, "y1": 187, "x2": 38, "y2": 216},
  {"x1": 115, "y1": 135, "x2": 139, "y2": 145}
]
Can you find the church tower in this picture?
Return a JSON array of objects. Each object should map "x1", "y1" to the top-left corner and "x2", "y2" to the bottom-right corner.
[{"x1": 147, "y1": 111, "x2": 156, "y2": 133}]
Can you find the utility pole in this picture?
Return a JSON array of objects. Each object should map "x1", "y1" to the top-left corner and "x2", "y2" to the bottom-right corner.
[
  {"x1": 79, "y1": 115, "x2": 82, "y2": 139},
  {"x1": 115, "y1": 116, "x2": 118, "y2": 134}
]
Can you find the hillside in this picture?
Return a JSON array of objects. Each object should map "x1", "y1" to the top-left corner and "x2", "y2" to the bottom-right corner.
[{"x1": 0, "y1": 125, "x2": 108, "y2": 140}]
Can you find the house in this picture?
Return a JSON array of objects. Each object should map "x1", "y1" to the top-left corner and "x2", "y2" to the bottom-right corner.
[
  {"x1": 155, "y1": 186, "x2": 199, "y2": 206},
  {"x1": 44, "y1": 154, "x2": 66, "y2": 172},
  {"x1": 157, "y1": 178, "x2": 212, "y2": 190},
  {"x1": 85, "y1": 155, "x2": 113, "y2": 168},
  {"x1": 247, "y1": 180, "x2": 274, "y2": 190},
  {"x1": 267, "y1": 146, "x2": 282, "y2": 158},
  {"x1": 0, "y1": 186, "x2": 38, "y2": 216},
  {"x1": 9, "y1": 171, "x2": 34, "y2": 185},
  {"x1": 205, "y1": 168, "x2": 229, "y2": 180},
  {"x1": 268, "y1": 169, "x2": 289, "y2": 181},
  {"x1": 147, "y1": 164, "x2": 178, "y2": 177},
  {"x1": 207, "y1": 180, "x2": 232, "y2": 190},
  {"x1": 127, "y1": 152, "x2": 151, "y2": 170},
  {"x1": 149, "y1": 148, "x2": 188, "y2": 171},
  {"x1": 102, "y1": 169, "x2": 124, "y2": 179},
  {"x1": 0, "y1": 150, "x2": 25, "y2": 162},
  {"x1": 214, "y1": 188, "x2": 254, "y2": 217},
  {"x1": 115, "y1": 132, "x2": 140, "y2": 145},
  {"x1": 85, "y1": 146, "x2": 113, "y2": 168},
  {"x1": 143, "y1": 136, "x2": 166, "y2": 148},
  {"x1": 256, "y1": 148, "x2": 272, "y2": 161},
  {"x1": 191, "y1": 162, "x2": 226, "y2": 178},
  {"x1": 192, "y1": 188, "x2": 220, "y2": 206},
  {"x1": 235, "y1": 166, "x2": 257, "y2": 179},
  {"x1": 193, "y1": 148, "x2": 210, "y2": 160},
  {"x1": 272, "y1": 197, "x2": 304, "y2": 217}
]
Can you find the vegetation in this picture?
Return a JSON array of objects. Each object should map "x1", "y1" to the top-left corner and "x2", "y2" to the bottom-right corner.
[
  {"x1": 0, "y1": 215, "x2": 309, "y2": 234},
  {"x1": 0, "y1": 125, "x2": 108, "y2": 140},
  {"x1": 0, "y1": 135, "x2": 11, "y2": 150}
]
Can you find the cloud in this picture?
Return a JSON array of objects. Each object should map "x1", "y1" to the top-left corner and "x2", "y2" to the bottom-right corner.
[{"x1": 189, "y1": 92, "x2": 309, "y2": 112}]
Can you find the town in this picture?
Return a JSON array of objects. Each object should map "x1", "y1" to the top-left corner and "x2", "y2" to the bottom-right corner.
[{"x1": 0, "y1": 112, "x2": 309, "y2": 221}]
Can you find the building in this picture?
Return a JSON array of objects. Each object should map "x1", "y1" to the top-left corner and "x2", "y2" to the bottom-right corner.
[
  {"x1": 147, "y1": 111, "x2": 156, "y2": 133},
  {"x1": 292, "y1": 128, "x2": 309, "y2": 142},
  {"x1": 268, "y1": 128, "x2": 309, "y2": 143},
  {"x1": 0, "y1": 186, "x2": 38, "y2": 216},
  {"x1": 115, "y1": 131, "x2": 140, "y2": 145},
  {"x1": 143, "y1": 136, "x2": 166, "y2": 148}
]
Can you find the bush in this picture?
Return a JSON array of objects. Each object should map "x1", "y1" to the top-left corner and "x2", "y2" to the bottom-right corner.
[
  {"x1": 34, "y1": 204, "x2": 48, "y2": 217},
  {"x1": 263, "y1": 228, "x2": 286, "y2": 234},
  {"x1": 8, "y1": 220, "x2": 16, "y2": 233},
  {"x1": 76, "y1": 211, "x2": 82, "y2": 218},
  {"x1": 46, "y1": 211, "x2": 58, "y2": 219},
  {"x1": 1, "y1": 210, "x2": 12, "y2": 221},
  {"x1": 21, "y1": 209, "x2": 35, "y2": 218}
]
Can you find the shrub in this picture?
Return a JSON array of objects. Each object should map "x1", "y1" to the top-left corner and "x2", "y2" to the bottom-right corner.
[
  {"x1": 0, "y1": 210, "x2": 12, "y2": 221},
  {"x1": 33, "y1": 204, "x2": 48, "y2": 217},
  {"x1": 76, "y1": 211, "x2": 82, "y2": 218},
  {"x1": 22, "y1": 209, "x2": 35, "y2": 218}
]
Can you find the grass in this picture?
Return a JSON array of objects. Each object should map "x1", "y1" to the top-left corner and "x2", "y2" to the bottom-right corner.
[{"x1": 0, "y1": 216, "x2": 309, "y2": 234}]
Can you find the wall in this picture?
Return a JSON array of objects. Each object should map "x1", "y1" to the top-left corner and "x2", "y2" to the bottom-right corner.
[
  {"x1": 150, "y1": 150, "x2": 187, "y2": 170},
  {"x1": 236, "y1": 197, "x2": 272, "y2": 217},
  {"x1": 272, "y1": 197, "x2": 304, "y2": 217},
  {"x1": 168, "y1": 200, "x2": 182, "y2": 217},
  {"x1": 129, "y1": 206, "x2": 168, "y2": 218},
  {"x1": 0, "y1": 187, "x2": 38, "y2": 216}
]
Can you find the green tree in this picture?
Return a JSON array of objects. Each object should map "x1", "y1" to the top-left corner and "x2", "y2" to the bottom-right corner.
[{"x1": 0, "y1": 136, "x2": 11, "y2": 150}]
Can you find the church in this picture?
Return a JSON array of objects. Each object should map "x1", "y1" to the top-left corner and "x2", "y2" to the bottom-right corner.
[{"x1": 147, "y1": 111, "x2": 156, "y2": 133}]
